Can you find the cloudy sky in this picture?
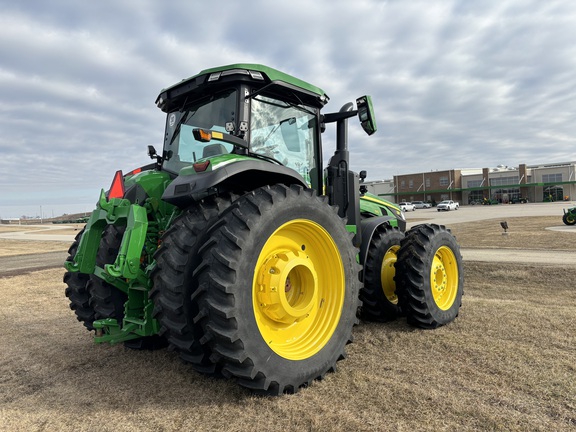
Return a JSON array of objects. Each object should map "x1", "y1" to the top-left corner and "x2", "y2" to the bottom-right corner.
[{"x1": 1, "y1": 0, "x2": 575, "y2": 218}]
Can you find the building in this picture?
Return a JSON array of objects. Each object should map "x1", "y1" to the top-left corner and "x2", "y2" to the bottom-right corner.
[{"x1": 365, "y1": 161, "x2": 576, "y2": 205}]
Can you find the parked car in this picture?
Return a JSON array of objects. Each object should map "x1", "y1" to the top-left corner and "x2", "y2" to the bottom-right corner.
[
  {"x1": 399, "y1": 202, "x2": 416, "y2": 212},
  {"x1": 412, "y1": 201, "x2": 431, "y2": 209},
  {"x1": 437, "y1": 200, "x2": 460, "y2": 211}
]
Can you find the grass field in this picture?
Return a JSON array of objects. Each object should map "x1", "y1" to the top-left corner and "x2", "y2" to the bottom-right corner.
[{"x1": 0, "y1": 217, "x2": 575, "y2": 431}]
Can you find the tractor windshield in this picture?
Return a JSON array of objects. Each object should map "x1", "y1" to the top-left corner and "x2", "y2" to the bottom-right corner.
[
  {"x1": 162, "y1": 89, "x2": 237, "y2": 174},
  {"x1": 250, "y1": 95, "x2": 318, "y2": 185}
]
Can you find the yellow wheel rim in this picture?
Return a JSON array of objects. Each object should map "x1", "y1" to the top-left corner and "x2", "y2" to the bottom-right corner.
[
  {"x1": 430, "y1": 246, "x2": 459, "y2": 310},
  {"x1": 380, "y1": 245, "x2": 400, "y2": 304},
  {"x1": 253, "y1": 219, "x2": 344, "y2": 360}
]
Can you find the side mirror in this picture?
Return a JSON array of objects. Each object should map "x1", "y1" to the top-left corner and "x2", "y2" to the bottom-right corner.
[
  {"x1": 356, "y1": 95, "x2": 377, "y2": 136},
  {"x1": 148, "y1": 145, "x2": 158, "y2": 159}
]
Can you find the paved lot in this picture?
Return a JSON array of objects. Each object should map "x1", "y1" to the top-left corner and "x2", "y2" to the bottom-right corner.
[
  {"x1": 402, "y1": 201, "x2": 576, "y2": 266},
  {"x1": 0, "y1": 224, "x2": 77, "y2": 242},
  {"x1": 405, "y1": 200, "x2": 572, "y2": 226},
  {"x1": 461, "y1": 248, "x2": 576, "y2": 266}
]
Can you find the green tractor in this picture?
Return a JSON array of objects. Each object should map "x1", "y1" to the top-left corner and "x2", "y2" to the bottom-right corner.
[
  {"x1": 563, "y1": 205, "x2": 576, "y2": 225},
  {"x1": 64, "y1": 64, "x2": 463, "y2": 395}
]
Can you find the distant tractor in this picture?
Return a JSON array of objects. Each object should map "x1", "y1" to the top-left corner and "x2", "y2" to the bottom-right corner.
[
  {"x1": 563, "y1": 206, "x2": 576, "y2": 225},
  {"x1": 64, "y1": 64, "x2": 464, "y2": 395}
]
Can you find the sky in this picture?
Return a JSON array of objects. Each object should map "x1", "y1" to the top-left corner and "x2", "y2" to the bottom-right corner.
[{"x1": 1, "y1": 0, "x2": 575, "y2": 218}]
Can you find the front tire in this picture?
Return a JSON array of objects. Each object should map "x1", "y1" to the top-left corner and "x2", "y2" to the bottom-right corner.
[
  {"x1": 359, "y1": 224, "x2": 404, "y2": 322},
  {"x1": 89, "y1": 226, "x2": 126, "y2": 323},
  {"x1": 195, "y1": 185, "x2": 360, "y2": 394},
  {"x1": 64, "y1": 230, "x2": 96, "y2": 330},
  {"x1": 395, "y1": 224, "x2": 463, "y2": 329},
  {"x1": 89, "y1": 225, "x2": 166, "y2": 350},
  {"x1": 563, "y1": 213, "x2": 576, "y2": 225}
]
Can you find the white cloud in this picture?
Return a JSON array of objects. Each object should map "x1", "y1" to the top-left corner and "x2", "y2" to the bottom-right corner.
[{"x1": 1, "y1": 0, "x2": 576, "y2": 217}]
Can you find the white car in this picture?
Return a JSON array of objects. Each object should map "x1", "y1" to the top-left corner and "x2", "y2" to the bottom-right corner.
[
  {"x1": 399, "y1": 202, "x2": 416, "y2": 211},
  {"x1": 411, "y1": 201, "x2": 431, "y2": 209},
  {"x1": 437, "y1": 200, "x2": 460, "y2": 211}
]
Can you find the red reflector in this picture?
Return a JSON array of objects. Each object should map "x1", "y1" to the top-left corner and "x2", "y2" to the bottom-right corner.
[
  {"x1": 193, "y1": 160, "x2": 210, "y2": 172},
  {"x1": 109, "y1": 170, "x2": 125, "y2": 199},
  {"x1": 127, "y1": 167, "x2": 142, "y2": 176}
]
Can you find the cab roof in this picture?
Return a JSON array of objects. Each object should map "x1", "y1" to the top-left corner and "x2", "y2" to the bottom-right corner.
[{"x1": 156, "y1": 63, "x2": 329, "y2": 112}]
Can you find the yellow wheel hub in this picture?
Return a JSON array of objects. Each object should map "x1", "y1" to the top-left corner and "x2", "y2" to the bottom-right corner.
[
  {"x1": 257, "y1": 250, "x2": 317, "y2": 324},
  {"x1": 253, "y1": 219, "x2": 344, "y2": 360},
  {"x1": 430, "y1": 245, "x2": 459, "y2": 310},
  {"x1": 380, "y1": 245, "x2": 400, "y2": 304}
]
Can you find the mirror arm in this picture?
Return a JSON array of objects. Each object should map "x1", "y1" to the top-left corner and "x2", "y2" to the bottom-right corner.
[{"x1": 322, "y1": 110, "x2": 358, "y2": 124}]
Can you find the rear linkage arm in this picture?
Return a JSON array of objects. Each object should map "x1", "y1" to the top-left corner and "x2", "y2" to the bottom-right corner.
[{"x1": 64, "y1": 189, "x2": 159, "y2": 344}]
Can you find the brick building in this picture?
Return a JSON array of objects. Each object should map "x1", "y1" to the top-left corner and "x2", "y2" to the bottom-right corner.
[
  {"x1": 394, "y1": 169, "x2": 462, "y2": 205},
  {"x1": 364, "y1": 161, "x2": 576, "y2": 206}
]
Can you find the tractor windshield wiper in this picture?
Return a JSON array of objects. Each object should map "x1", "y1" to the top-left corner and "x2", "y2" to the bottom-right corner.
[
  {"x1": 167, "y1": 111, "x2": 192, "y2": 149},
  {"x1": 251, "y1": 93, "x2": 316, "y2": 117},
  {"x1": 261, "y1": 117, "x2": 296, "y2": 144}
]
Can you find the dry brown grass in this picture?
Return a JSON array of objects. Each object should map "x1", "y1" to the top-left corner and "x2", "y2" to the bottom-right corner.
[
  {"x1": 1, "y1": 218, "x2": 575, "y2": 431},
  {"x1": 1, "y1": 265, "x2": 575, "y2": 431},
  {"x1": 448, "y1": 216, "x2": 575, "y2": 250}
]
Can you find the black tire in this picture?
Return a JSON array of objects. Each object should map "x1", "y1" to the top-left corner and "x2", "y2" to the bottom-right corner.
[
  {"x1": 89, "y1": 225, "x2": 126, "y2": 322},
  {"x1": 563, "y1": 213, "x2": 576, "y2": 225},
  {"x1": 395, "y1": 224, "x2": 463, "y2": 329},
  {"x1": 150, "y1": 193, "x2": 237, "y2": 371},
  {"x1": 194, "y1": 184, "x2": 360, "y2": 395},
  {"x1": 64, "y1": 229, "x2": 96, "y2": 330},
  {"x1": 89, "y1": 225, "x2": 167, "y2": 350},
  {"x1": 359, "y1": 224, "x2": 404, "y2": 322}
]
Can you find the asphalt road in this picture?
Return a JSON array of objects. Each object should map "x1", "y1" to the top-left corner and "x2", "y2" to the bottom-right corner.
[
  {"x1": 461, "y1": 248, "x2": 576, "y2": 266},
  {"x1": 0, "y1": 250, "x2": 69, "y2": 277},
  {"x1": 404, "y1": 200, "x2": 572, "y2": 227}
]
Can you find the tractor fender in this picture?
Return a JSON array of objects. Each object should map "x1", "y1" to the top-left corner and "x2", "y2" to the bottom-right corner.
[
  {"x1": 162, "y1": 159, "x2": 308, "y2": 208},
  {"x1": 114, "y1": 169, "x2": 172, "y2": 205},
  {"x1": 359, "y1": 216, "x2": 397, "y2": 268}
]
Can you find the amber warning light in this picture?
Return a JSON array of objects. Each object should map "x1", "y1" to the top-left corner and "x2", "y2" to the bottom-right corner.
[{"x1": 108, "y1": 170, "x2": 126, "y2": 199}]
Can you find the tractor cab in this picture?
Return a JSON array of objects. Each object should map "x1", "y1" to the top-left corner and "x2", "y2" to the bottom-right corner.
[
  {"x1": 154, "y1": 63, "x2": 377, "y2": 229},
  {"x1": 155, "y1": 64, "x2": 329, "y2": 192}
]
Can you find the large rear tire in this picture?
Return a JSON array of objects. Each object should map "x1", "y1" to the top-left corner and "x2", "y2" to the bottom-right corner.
[
  {"x1": 64, "y1": 230, "x2": 96, "y2": 330},
  {"x1": 359, "y1": 224, "x2": 404, "y2": 322},
  {"x1": 195, "y1": 185, "x2": 360, "y2": 395},
  {"x1": 563, "y1": 213, "x2": 576, "y2": 225},
  {"x1": 150, "y1": 193, "x2": 237, "y2": 371},
  {"x1": 395, "y1": 224, "x2": 463, "y2": 329}
]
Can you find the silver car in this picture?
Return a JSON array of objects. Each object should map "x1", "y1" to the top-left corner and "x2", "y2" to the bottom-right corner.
[
  {"x1": 399, "y1": 202, "x2": 416, "y2": 211},
  {"x1": 411, "y1": 201, "x2": 431, "y2": 209}
]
